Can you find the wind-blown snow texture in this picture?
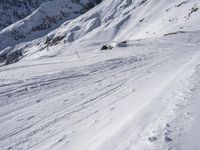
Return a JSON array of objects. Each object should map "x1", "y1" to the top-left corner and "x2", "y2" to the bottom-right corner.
[{"x1": 0, "y1": 0, "x2": 200, "y2": 150}]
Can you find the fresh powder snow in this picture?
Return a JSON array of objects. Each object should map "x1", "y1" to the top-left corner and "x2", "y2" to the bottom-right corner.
[{"x1": 0, "y1": 0, "x2": 200, "y2": 150}]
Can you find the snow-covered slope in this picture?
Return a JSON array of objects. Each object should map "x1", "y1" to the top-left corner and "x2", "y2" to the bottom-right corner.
[
  {"x1": 1, "y1": 0, "x2": 200, "y2": 150},
  {"x1": 45, "y1": 0, "x2": 200, "y2": 44},
  {"x1": 0, "y1": 0, "x2": 199, "y2": 65},
  {"x1": 0, "y1": 31, "x2": 200, "y2": 150}
]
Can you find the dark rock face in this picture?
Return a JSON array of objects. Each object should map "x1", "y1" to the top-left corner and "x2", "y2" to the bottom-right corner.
[
  {"x1": 81, "y1": 0, "x2": 103, "y2": 13},
  {"x1": 0, "y1": 0, "x2": 51, "y2": 30},
  {"x1": 5, "y1": 50, "x2": 23, "y2": 64}
]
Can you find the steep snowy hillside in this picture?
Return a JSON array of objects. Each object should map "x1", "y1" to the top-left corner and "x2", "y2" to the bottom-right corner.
[
  {"x1": 0, "y1": 0, "x2": 199, "y2": 65},
  {"x1": 0, "y1": 0, "x2": 51, "y2": 30},
  {"x1": 43, "y1": 0, "x2": 200, "y2": 43}
]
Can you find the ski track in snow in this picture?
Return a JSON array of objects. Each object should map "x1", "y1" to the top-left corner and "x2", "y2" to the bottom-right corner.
[{"x1": 0, "y1": 38, "x2": 200, "y2": 150}]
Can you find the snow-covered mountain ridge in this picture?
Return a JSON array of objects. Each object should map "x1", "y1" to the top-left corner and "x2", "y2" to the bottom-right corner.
[
  {"x1": 0, "y1": 0, "x2": 102, "y2": 64},
  {"x1": 0, "y1": 0, "x2": 102, "y2": 31},
  {"x1": 0, "y1": 0, "x2": 199, "y2": 65}
]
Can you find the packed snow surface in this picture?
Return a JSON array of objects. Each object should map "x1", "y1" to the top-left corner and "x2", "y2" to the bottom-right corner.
[
  {"x1": 0, "y1": 32, "x2": 200, "y2": 150},
  {"x1": 1, "y1": 0, "x2": 200, "y2": 150}
]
